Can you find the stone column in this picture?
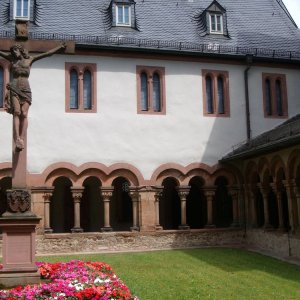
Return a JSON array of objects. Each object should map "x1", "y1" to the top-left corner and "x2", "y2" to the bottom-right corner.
[
  {"x1": 257, "y1": 184, "x2": 272, "y2": 229},
  {"x1": 71, "y1": 187, "x2": 84, "y2": 233},
  {"x1": 154, "y1": 186, "x2": 163, "y2": 230},
  {"x1": 100, "y1": 186, "x2": 113, "y2": 232},
  {"x1": 204, "y1": 187, "x2": 216, "y2": 228},
  {"x1": 292, "y1": 182, "x2": 300, "y2": 228},
  {"x1": 43, "y1": 190, "x2": 54, "y2": 233},
  {"x1": 248, "y1": 185, "x2": 258, "y2": 227},
  {"x1": 270, "y1": 183, "x2": 284, "y2": 230},
  {"x1": 176, "y1": 186, "x2": 190, "y2": 230},
  {"x1": 229, "y1": 186, "x2": 240, "y2": 227},
  {"x1": 129, "y1": 187, "x2": 140, "y2": 231},
  {"x1": 283, "y1": 180, "x2": 296, "y2": 232}
]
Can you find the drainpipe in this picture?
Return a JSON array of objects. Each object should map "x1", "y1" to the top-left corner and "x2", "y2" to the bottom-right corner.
[{"x1": 244, "y1": 55, "x2": 253, "y2": 141}]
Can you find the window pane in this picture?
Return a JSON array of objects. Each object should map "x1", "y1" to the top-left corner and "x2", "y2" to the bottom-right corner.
[
  {"x1": 0, "y1": 67, "x2": 3, "y2": 108},
  {"x1": 217, "y1": 77, "x2": 225, "y2": 114},
  {"x1": 265, "y1": 79, "x2": 272, "y2": 115},
  {"x1": 211, "y1": 15, "x2": 216, "y2": 31},
  {"x1": 124, "y1": 6, "x2": 129, "y2": 24},
  {"x1": 70, "y1": 70, "x2": 78, "y2": 109},
  {"x1": 141, "y1": 73, "x2": 148, "y2": 111},
  {"x1": 275, "y1": 80, "x2": 283, "y2": 116},
  {"x1": 206, "y1": 76, "x2": 213, "y2": 114},
  {"x1": 83, "y1": 70, "x2": 92, "y2": 110},
  {"x1": 16, "y1": 0, "x2": 22, "y2": 16},
  {"x1": 153, "y1": 73, "x2": 161, "y2": 112},
  {"x1": 117, "y1": 5, "x2": 123, "y2": 23},
  {"x1": 23, "y1": 0, "x2": 29, "y2": 17},
  {"x1": 217, "y1": 15, "x2": 222, "y2": 32}
]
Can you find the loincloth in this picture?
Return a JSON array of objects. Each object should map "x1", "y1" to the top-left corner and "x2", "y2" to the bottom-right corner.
[{"x1": 4, "y1": 82, "x2": 32, "y2": 115}]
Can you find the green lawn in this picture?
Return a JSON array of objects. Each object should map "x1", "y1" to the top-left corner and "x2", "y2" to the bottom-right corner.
[{"x1": 38, "y1": 248, "x2": 300, "y2": 300}]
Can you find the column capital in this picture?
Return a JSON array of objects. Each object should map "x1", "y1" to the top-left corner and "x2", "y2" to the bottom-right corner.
[
  {"x1": 257, "y1": 183, "x2": 270, "y2": 195},
  {"x1": 228, "y1": 185, "x2": 240, "y2": 197},
  {"x1": 282, "y1": 179, "x2": 296, "y2": 189},
  {"x1": 176, "y1": 185, "x2": 191, "y2": 198},
  {"x1": 203, "y1": 186, "x2": 216, "y2": 197},
  {"x1": 42, "y1": 192, "x2": 52, "y2": 203},
  {"x1": 100, "y1": 186, "x2": 114, "y2": 200},
  {"x1": 129, "y1": 187, "x2": 140, "y2": 202}
]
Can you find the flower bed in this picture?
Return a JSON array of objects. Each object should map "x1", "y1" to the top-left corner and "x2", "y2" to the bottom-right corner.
[{"x1": 0, "y1": 260, "x2": 139, "y2": 299}]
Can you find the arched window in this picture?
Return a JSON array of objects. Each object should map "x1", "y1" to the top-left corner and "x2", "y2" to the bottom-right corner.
[
  {"x1": 217, "y1": 76, "x2": 225, "y2": 114},
  {"x1": 262, "y1": 73, "x2": 287, "y2": 118},
  {"x1": 0, "y1": 66, "x2": 3, "y2": 108},
  {"x1": 265, "y1": 79, "x2": 272, "y2": 115},
  {"x1": 206, "y1": 76, "x2": 213, "y2": 114},
  {"x1": 70, "y1": 69, "x2": 78, "y2": 109},
  {"x1": 83, "y1": 69, "x2": 92, "y2": 110},
  {"x1": 137, "y1": 66, "x2": 165, "y2": 114},
  {"x1": 66, "y1": 63, "x2": 97, "y2": 112},
  {"x1": 275, "y1": 80, "x2": 283, "y2": 116},
  {"x1": 141, "y1": 72, "x2": 148, "y2": 111},
  {"x1": 152, "y1": 72, "x2": 161, "y2": 112}
]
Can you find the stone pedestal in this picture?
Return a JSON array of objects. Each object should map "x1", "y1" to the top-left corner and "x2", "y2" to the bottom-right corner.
[{"x1": 0, "y1": 215, "x2": 41, "y2": 287}]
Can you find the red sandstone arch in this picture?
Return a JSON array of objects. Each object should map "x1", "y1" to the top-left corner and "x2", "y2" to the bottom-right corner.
[
  {"x1": 287, "y1": 149, "x2": 300, "y2": 180},
  {"x1": 245, "y1": 160, "x2": 258, "y2": 183},
  {"x1": 257, "y1": 157, "x2": 270, "y2": 175},
  {"x1": 0, "y1": 162, "x2": 12, "y2": 180},
  {"x1": 40, "y1": 162, "x2": 144, "y2": 187},
  {"x1": 270, "y1": 155, "x2": 286, "y2": 180}
]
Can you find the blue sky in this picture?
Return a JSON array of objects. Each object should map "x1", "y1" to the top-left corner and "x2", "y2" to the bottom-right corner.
[{"x1": 283, "y1": 0, "x2": 300, "y2": 27}]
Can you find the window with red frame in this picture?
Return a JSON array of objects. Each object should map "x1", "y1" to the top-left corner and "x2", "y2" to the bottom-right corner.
[
  {"x1": 202, "y1": 70, "x2": 230, "y2": 117},
  {"x1": 65, "y1": 63, "x2": 97, "y2": 113},
  {"x1": 136, "y1": 66, "x2": 166, "y2": 115},
  {"x1": 262, "y1": 73, "x2": 288, "y2": 118}
]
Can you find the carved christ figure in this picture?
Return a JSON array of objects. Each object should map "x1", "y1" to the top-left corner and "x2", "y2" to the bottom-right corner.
[{"x1": 0, "y1": 43, "x2": 66, "y2": 151}]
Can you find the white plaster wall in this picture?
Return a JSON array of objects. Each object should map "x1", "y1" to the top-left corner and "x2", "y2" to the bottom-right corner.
[{"x1": 0, "y1": 54, "x2": 299, "y2": 179}]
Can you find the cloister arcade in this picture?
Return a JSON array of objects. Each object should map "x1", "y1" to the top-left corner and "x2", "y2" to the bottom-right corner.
[
  {"x1": 0, "y1": 163, "x2": 240, "y2": 234},
  {"x1": 244, "y1": 149, "x2": 300, "y2": 233}
]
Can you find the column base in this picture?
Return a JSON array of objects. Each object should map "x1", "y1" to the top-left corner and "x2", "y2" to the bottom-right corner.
[
  {"x1": 71, "y1": 227, "x2": 83, "y2": 233},
  {"x1": 101, "y1": 227, "x2": 113, "y2": 232},
  {"x1": 155, "y1": 225, "x2": 163, "y2": 230},
  {"x1": 44, "y1": 228, "x2": 53, "y2": 234},
  {"x1": 130, "y1": 226, "x2": 140, "y2": 232},
  {"x1": 263, "y1": 223, "x2": 273, "y2": 230},
  {"x1": 205, "y1": 224, "x2": 216, "y2": 228},
  {"x1": 230, "y1": 222, "x2": 240, "y2": 228},
  {"x1": 178, "y1": 225, "x2": 190, "y2": 230}
]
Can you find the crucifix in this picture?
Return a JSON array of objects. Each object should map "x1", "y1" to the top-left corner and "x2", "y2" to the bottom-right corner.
[{"x1": 0, "y1": 42, "x2": 66, "y2": 287}]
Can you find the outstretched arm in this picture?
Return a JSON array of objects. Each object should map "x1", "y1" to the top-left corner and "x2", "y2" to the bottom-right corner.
[
  {"x1": 31, "y1": 43, "x2": 66, "y2": 63},
  {"x1": 0, "y1": 50, "x2": 11, "y2": 61}
]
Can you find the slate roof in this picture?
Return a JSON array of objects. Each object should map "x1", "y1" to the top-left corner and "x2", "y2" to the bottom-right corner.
[
  {"x1": 1, "y1": 0, "x2": 300, "y2": 60},
  {"x1": 221, "y1": 115, "x2": 300, "y2": 162}
]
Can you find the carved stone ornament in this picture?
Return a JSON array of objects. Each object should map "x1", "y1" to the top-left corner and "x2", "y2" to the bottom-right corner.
[{"x1": 6, "y1": 189, "x2": 31, "y2": 213}]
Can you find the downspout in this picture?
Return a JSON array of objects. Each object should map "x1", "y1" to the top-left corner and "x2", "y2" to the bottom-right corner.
[{"x1": 244, "y1": 55, "x2": 253, "y2": 141}]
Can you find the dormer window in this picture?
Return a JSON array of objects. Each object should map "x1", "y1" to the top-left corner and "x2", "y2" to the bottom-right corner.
[
  {"x1": 116, "y1": 4, "x2": 131, "y2": 26},
  {"x1": 14, "y1": 0, "x2": 30, "y2": 20},
  {"x1": 209, "y1": 13, "x2": 223, "y2": 34}
]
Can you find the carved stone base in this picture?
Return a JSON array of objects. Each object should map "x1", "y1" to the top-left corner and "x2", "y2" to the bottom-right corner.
[
  {"x1": 155, "y1": 225, "x2": 163, "y2": 230},
  {"x1": 230, "y1": 222, "x2": 240, "y2": 228},
  {"x1": 101, "y1": 227, "x2": 113, "y2": 232},
  {"x1": 44, "y1": 228, "x2": 53, "y2": 234},
  {"x1": 178, "y1": 225, "x2": 190, "y2": 230},
  {"x1": 0, "y1": 271, "x2": 41, "y2": 288},
  {"x1": 205, "y1": 224, "x2": 216, "y2": 228},
  {"x1": 71, "y1": 227, "x2": 83, "y2": 233},
  {"x1": 130, "y1": 226, "x2": 140, "y2": 232},
  {"x1": 0, "y1": 216, "x2": 41, "y2": 287},
  {"x1": 4, "y1": 189, "x2": 32, "y2": 215}
]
